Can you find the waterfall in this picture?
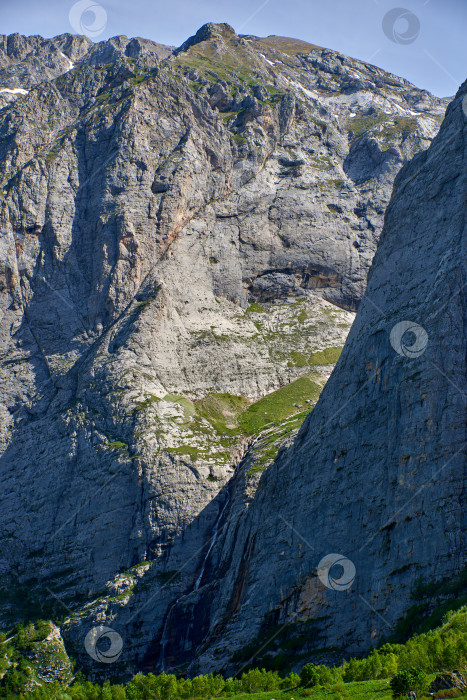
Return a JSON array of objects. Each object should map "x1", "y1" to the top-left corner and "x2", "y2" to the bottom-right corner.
[
  {"x1": 158, "y1": 490, "x2": 230, "y2": 671},
  {"x1": 194, "y1": 492, "x2": 231, "y2": 590},
  {"x1": 158, "y1": 602, "x2": 175, "y2": 672},
  {"x1": 157, "y1": 434, "x2": 263, "y2": 671}
]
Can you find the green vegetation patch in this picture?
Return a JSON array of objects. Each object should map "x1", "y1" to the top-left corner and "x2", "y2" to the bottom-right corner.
[
  {"x1": 95, "y1": 90, "x2": 111, "y2": 103},
  {"x1": 346, "y1": 111, "x2": 419, "y2": 140},
  {"x1": 389, "y1": 566, "x2": 467, "y2": 642},
  {"x1": 44, "y1": 150, "x2": 59, "y2": 163},
  {"x1": 136, "y1": 294, "x2": 157, "y2": 311},
  {"x1": 134, "y1": 394, "x2": 161, "y2": 412},
  {"x1": 172, "y1": 38, "x2": 258, "y2": 85},
  {"x1": 290, "y1": 350, "x2": 308, "y2": 367},
  {"x1": 0, "y1": 619, "x2": 74, "y2": 693},
  {"x1": 309, "y1": 347, "x2": 343, "y2": 365},
  {"x1": 5, "y1": 604, "x2": 467, "y2": 698},
  {"x1": 195, "y1": 393, "x2": 249, "y2": 435},
  {"x1": 251, "y1": 35, "x2": 321, "y2": 56},
  {"x1": 310, "y1": 155, "x2": 333, "y2": 171},
  {"x1": 238, "y1": 373, "x2": 321, "y2": 435},
  {"x1": 247, "y1": 410, "x2": 311, "y2": 477},
  {"x1": 380, "y1": 117, "x2": 419, "y2": 139},
  {"x1": 108, "y1": 440, "x2": 127, "y2": 450},
  {"x1": 167, "y1": 445, "x2": 200, "y2": 461},
  {"x1": 246, "y1": 302, "x2": 267, "y2": 313},
  {"x1": 222, "y1": 110, "x2": 240, "y2": 121},
  {"x1": 163, "y1": 394, "x2": 196, "y2": 419},
  {"x1": 317, "y1": 178, "x2": 345, "y2": 189},
  {"x1": 130, "y1": 68, "x2": 156, "y2": 86}
]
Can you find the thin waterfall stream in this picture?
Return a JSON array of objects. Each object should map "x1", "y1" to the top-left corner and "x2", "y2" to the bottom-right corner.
[
  {"x1": 158, "y1": 428, "x2": 272, "y2": 671},
  {"x1": 157, "y1": 488, "x2": 230, "y2": 671}
]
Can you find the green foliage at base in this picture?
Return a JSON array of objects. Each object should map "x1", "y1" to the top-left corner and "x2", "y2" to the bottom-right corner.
[
  {"x1": 0, "y1": 620, "x2": 73, "y2": 697},
  {"x1": 301, "y1": 663, "x2": 336, "y2": 687},
  {"x1": 390, "y1": 567, "x2": 467, "y2": 641},
  {"x1": 390, "y1": 668, "x2": 427, "y2": 698},
  {"x1": 3, "y1": 605, "x2": 467, "y2": 697},
  {"x1": 5, "y1": 524, "x2": 467, "y2": 700}
]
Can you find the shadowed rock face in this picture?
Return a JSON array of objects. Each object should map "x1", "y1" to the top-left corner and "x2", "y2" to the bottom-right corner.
[{"x1": 0, "y1": 21, "x2": 455, "y2": 679}]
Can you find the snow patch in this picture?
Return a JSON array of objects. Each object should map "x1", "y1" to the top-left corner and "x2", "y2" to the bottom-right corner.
[
  {"x1": 289, "y1": 80, "x2": 318, "y2": 100},
  {"x1": 60, "y1": 52, "x2": 75, "y2": 72},
  {"x1": 392, "y1": 102, "x2": 419, "y2": 116},
  {"x1": 0, "y1": 87, "x2": 28, "y2": 95},
  {"x1": 260, "y1": 53, "x2": 276, "y2": 67}
]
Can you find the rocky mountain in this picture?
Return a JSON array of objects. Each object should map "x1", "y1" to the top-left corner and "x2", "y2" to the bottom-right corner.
[
  {"x1": 0, "y1": 21, "x2": 455, "y2": 680},
  {"x1": 86, "y1": 76, "x2": 465, "y2": 679},
  {"x1": 0, "y1": 32, "x2": 173, "y2": 106},
  {"x1": 177, "y1": 78, "x2": 467, "y2": 672}
]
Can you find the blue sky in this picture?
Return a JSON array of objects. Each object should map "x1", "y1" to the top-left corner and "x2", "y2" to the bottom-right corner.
[{"x1": 1, "y1": 0, "x2": 465, "y2": 97}]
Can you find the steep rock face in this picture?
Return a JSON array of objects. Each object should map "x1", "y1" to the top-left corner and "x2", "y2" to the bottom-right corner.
[
  {"x1": 170, "y1": 24, "x2": 446, "y2": 310},
  {"x1": 0, "y1": 33, "x2": 92, "y2": 90},
  {"x1": 139, "y1": 80, "x2": 467, "y2": 675},
  {"x1": 0, "y1": 32, "x2": 173, "y2": 108},
  {"x1": 0, "y1": 22, "x2": 451, "y2": 674}
]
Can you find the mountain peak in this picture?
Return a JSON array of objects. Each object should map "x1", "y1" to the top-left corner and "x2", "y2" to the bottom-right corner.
[{"x1": 174, "y1": 22, "x2": 238, "y2": 55}]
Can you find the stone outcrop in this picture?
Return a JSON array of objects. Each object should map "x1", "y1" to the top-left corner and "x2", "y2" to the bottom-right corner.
[{"x1": 430, "y1": 673, "x2": 467, "y2": 693}]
